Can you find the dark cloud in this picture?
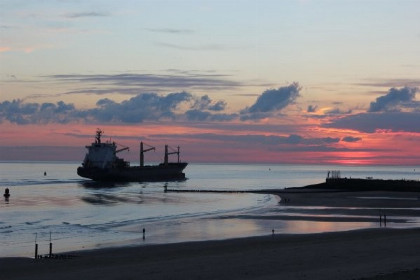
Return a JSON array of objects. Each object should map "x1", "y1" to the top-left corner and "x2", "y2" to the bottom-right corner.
[
  {"x1": 368, "y1": 87, "x2": 418, "y2": 112},
  {"x1": 185, "y1": 110, "x2": 237, "y2": 122},
  {"x1": 326, "y1": 86, "x2": 420, "y2": 133},
  {"x1": 358, "y1": 79, "x2": 420, "y2": 88},
  {"x1": 0, "y1": 99, "x2": 76, "y2": 124},
  {"x1": 325, "y1": 111, "x2": 420, "y2": 133},
  {"x1": 325, "y1": 108, "x2": 352, "y2": 115},
  {"x1": 244, "y1": 83, "x2": 300, "y2": 113},
  {"x1": 183, "y1": 94, "x2": 233, "y2": 121},
  {"x1": 0, "y1": 91, "x2": 236, "y2": 124},
  {"x1": 0, "y1": 83, "x2": 305, "y2": 125},
  {"x1": 307, "y1": 105, "x2": 317, "y2": 113},
  {"x1": 240, "y1": 83, "x2": 301, "y2": 120},
  {"x1": 157, "y1": 132, "x2": 340, "y2": 146},
  {"x1": 282, "y1": 134, "x2": 340, "y2": 145},
  {"x1": 90, "y1": 92, "x2": 193, "y2": 123},
  {"x1": 46, "y1": 73, "x2": 242, "y2": 94},
  {"x1": 151, "y1": 132, "x2": 365, "y2": 153},
  {"x1": 342, "y1": 136, "x2": 362, "y2": 142},
  {"x1": 193, "y1": 95, "x2": 226, "y2": 111}
]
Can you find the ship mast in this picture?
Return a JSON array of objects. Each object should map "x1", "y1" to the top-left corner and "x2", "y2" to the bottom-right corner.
[
  {"x1": 95, "y1": 129, "x2": 103, "y2": 144},
  {"x1": 164, "y1": 145, "x2": 180, "y2": 165},
  {"x1": 140, "y1": 142, "x2": 155, "y2": 167}
]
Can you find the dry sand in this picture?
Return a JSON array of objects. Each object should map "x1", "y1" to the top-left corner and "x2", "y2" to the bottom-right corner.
[{"x1": 2, "y1": 191, "x2": 420, "y2": 280}]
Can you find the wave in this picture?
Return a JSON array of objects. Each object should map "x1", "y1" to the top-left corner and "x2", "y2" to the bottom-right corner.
[
  {"x1": 73, "y1": 193, "x2": 277, "y2": 232},
  {"x1": 0, "y1": 178, "x2": 83, "y2": 187}
]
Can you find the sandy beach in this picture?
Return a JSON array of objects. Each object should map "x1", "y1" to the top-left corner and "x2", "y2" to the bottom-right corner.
[{"x1": 2, "y1": 190, "x2": 420, "y2": 280}]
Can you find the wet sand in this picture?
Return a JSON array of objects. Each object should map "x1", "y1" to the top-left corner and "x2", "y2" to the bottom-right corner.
[{"x1": 2, "y1": 190, "x2": 420, "y2": 280}]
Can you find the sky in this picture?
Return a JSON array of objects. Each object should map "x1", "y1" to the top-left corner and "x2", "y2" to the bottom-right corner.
[{"x1": 0, "y1": 0, "x2": 419, "y2": 165}]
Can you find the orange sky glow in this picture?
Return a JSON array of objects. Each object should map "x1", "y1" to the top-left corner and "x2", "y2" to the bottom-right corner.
[{"x1": 1, "y1": 1, "x2": 419, "y2": 166}]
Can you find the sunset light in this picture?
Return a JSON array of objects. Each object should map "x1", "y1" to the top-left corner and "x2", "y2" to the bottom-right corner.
[{"x1": 0, "y1": 1, "x2": 419, "y2": 165}]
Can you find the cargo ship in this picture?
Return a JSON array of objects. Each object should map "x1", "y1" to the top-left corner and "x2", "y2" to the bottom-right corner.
[{"x1": 77, "y1": 129, "x2": 188, "y2": 182}]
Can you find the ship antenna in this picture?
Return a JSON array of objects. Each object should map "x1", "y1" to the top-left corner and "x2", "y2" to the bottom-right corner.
[{"x1": 95, "y1": 129, "x2": 103, "y2": 144}]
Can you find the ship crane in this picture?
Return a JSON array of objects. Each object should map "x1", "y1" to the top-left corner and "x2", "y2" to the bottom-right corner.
[
  {"x1": 164, "y1": 145, "x2": 181, "y2": 165},
  {"x1": 140, "y1": 142, "x2": 155, "y2": 167},
  {"x1": 115, "y1": 143, "x2": 129, "y2": 154}
]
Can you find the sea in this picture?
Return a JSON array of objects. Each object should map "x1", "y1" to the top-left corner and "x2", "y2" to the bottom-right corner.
[{"x1": 1, "y1": 162, "x2": 419, "y2": 257}]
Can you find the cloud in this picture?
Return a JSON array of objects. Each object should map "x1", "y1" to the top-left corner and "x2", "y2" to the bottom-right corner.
[
  {"x1": 192, "y1": 95, "x2": 226, "y2": 111},
  {"x1": 46, "y1": 73, "x2": 242, "y2": 94},
  {"x1": 0, "y1": 84, "x2": 302, "y2": 125},
  {"x1": 240, "y1": 83, "x2": 301, "y2": 120},
  {"x1": 157, "y1": 132, "x2": 340, "y2": 145},
  {"x1": 0, "y1": 99, "x2": 76, "y2": 124},
  {"x1": 325, "y1": 86, "x2": 420, "y2": 133},
  {"x1": 151, "y1": 132, "x2": 364, "y2": 153},
  {"x1": 91, "y1": 92, "x2": 193, "y2": 123},
  {"x1": 324, "y1": 108, "x2": 352, "y2": 115},
  {"x1": 342, "y1": 136, "x2": 362, "y2": 142},
  {"x1": 307, "y1": 105, "x2": 317, "y2": 113},
  {"x1": 325, "y1": 111, "x2": 420, "y2": 133},
  {"x1": 145, "y1": 28, "x2": 194, "y2": 34},
  {"x1": 185, "y1": 110, "x2": 237, "y2": 121},
  {"x1": 358, "y1": 79, "x2": 420, "y2": 89},
  {"x1": 156, "y1": 42, "x2": 226, "y2": 51},
  {"x1": 65, "y1": 12, "x2": 108, "y2": 18},
  {"x1": 0, "y1": 91, "x2": 235, "y2": 124},
  {"x1": 368, "y1": 87, "x2": 418, "y2": 112}
]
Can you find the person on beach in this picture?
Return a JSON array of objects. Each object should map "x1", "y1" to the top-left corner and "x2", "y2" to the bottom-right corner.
[{"x1": 4, "y1": 187, "x2": 10, "y2": 201}]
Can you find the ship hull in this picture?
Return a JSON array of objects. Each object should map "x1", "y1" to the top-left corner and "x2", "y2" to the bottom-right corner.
[{"x1": 77, "y1": 163, "x2": 188, "y2": 182}]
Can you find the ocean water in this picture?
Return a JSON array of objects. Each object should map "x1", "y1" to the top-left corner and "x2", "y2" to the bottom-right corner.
[{"x1": 1, "y1": 162, "x2": 419, "y2": 257}]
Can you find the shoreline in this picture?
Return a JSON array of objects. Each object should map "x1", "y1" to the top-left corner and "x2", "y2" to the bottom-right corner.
[
  {"x1": 2, "y1": 189, "x2": 420, "y2": 279},
  {"x1": 2, "y1": 228, "x2": 420, "y2": 280}
]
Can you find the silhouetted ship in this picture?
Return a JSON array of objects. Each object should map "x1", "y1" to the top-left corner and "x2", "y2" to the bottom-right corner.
[{"x1": 77, "y1": 129, "x2": 188, "y2": 182}]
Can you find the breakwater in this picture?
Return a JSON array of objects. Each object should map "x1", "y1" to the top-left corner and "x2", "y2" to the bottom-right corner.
[{"x1": 302, "y1": 178, "x2": 420, "y2": 192}]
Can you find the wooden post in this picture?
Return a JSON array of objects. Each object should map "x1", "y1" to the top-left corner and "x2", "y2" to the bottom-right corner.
[
  {"x1": 140, "y1": 142, "x2": 144, "y2": 167},
  {"x1": 34, "y1": 233, "x2": 38, "y2": 259},
  {"x1": 35, "y1": 243, "x2": 38, "y2": 259},
  {"x1": 49, "y1": 232, "x2": 52, "y2": 257},
  {"x1": 164, "y1": 145, "x2": 168, "y2": 165}
]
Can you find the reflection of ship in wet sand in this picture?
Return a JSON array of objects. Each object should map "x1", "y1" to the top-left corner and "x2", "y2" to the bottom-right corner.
[{"x1": 77, "y1": 129, "x2": 187, "y2": 182}]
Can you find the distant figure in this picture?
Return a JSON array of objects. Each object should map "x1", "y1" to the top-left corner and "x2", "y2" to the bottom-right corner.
[
  {"x1": 44, "y1": 171, "x2": 47, "y2": 176},
  {"x1": 4, "y1": 188, "x2": 10, "y2": 199}
]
